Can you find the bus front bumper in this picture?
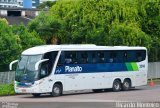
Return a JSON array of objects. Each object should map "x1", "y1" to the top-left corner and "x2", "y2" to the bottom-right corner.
[
  {"x1": 14, "y1": 81, "x2": 41, "y2": 94},
  {"x1": 15, "y1": 86, "x2": 40, "y2": 94}
]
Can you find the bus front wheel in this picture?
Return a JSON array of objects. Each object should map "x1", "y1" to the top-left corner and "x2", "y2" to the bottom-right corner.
[
  {"x1": 112, "y1": 80, "x2": 122, "y2": 92},
  {"x1": 51, "y1": 84, "x2": 62, "y2": 97}
]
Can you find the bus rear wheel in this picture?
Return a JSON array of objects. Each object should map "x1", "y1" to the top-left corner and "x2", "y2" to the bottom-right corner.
[
  {"x1": 51, "y1": 84, "x2": 62, "y2": 97},
  {"x1": 122, "y1": 79, "x2": 131, "y2": 91},
  {"x1": 112, "y1": 80, "x2": 122, "y2": 92}
]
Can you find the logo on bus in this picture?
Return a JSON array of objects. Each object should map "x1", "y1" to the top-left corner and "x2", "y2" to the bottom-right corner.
[
  {"x1": 139, "y1": 64, "x2": 145, "y2": 68},
  {"x1": 65, "y1": 66, "x2": 82, "y2": 72}
]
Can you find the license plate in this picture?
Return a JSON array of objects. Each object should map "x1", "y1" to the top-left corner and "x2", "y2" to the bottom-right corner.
[{"x1": 21, "y1": 89, "x2": 26, "y2": 93}]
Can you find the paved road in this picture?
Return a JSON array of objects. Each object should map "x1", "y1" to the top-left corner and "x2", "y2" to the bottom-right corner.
[{"x1": 0, "y1": 85, "x2": 160, "y2": 108}]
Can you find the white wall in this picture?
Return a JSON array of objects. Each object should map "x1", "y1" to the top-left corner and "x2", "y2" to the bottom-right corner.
[
  {"x1": 35, "y1": 11, "x2": 39, "y2": 16},
  {"x1": 0, "y1": 10, "x2": 7, "y2": 16},
  {"x1": 40, "y1": 0, "x2": 55, "y2": 4},
  {"x1": 21, "y1": 11, "x2": 25, "y2": 16}
]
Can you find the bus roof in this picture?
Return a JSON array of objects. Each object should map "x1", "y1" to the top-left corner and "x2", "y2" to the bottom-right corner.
[{"x1": 22, "y1": 44, "x2": 147, "y2": 55}]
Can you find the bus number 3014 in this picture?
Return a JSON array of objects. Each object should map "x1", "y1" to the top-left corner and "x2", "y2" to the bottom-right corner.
[{"x1": 140, "y1": 64, "x2": 145, "y2": 68}]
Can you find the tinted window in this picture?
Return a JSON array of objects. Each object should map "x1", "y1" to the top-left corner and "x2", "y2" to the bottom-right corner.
[
  {"x1": 136, "y1": 50, "x2": 146, "y2": 62},
  {"x1": 57, "y1": 50, "x2": 146, "y2": 65},
  {"x1": 80, "y1": 52, "x2": 88, "y2": 64},
  {"x1": 40, "y1": 51, "x2": 58, "y2": 78}
]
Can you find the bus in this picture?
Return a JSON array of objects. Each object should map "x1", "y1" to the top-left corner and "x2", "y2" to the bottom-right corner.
[{"x1": 10, "y1": 44, "x2": 148, "y2": 97}]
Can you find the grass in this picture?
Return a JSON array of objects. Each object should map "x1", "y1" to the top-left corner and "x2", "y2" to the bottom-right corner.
[{"x1": 0, "y1": 83, "x2": 15, "y2": 96}]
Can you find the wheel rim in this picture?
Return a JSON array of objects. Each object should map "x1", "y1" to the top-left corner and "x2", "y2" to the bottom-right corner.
[
  {"x1": 114, "y1": 82, "x2": 120, "y2": 90},
  {"x1": 124, "y1": 82, "x2": 129, "y2": 88},
  {"x1": 54, "y1": 87, "x2": 60, "y2": 94}
]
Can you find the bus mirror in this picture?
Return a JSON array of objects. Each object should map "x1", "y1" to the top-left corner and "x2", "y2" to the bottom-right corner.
[
  {"x1": 9, "y1": 60, "x2": 18, "y2": 70},
  {"x1": 35, "y1": 59, "x2": 49, "y2": 71}
]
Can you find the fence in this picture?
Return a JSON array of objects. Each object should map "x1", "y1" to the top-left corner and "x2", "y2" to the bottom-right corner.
[
  {"x1": 0, "y1": 71, "x2": 15, "y2": 84},
  {"x1": 148, "y1": 62, "x2": 160, "y2": 79},
  {"x1": 0, "y1": 62, "x2": 160, "y2": 84}
]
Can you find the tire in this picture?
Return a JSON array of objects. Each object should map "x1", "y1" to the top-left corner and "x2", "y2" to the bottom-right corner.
[
  {"x1": 122, "y1": 79, "x2": 131, "y2": 91},
  {"x1": 51, "y1": 84, "x2": 62, "y2": 97},
  {"x1": 32, "y1": 93, "x2": 40, "y2": 97},
  {"x1": 112, "y1": 80, "x2": 122, "y2": 92},
  {"x1": 92, "y1": 89, "x2": 103, "y2": 93}
]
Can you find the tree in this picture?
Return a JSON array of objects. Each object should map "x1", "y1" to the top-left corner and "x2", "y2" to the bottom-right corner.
[
  {"x1": 28, "y1": 0, "x2": 160, "y2": 62},
  {"x1": 139, "y1": 0, "x2": 160, "y2": 38},
  {"x1": 105, "y1": 23, "x2": 152, "y2": 48},
  {"x1": 12, "y1": 23, "x2": 44, "y2": 50},
  {"x1": 0, "y1": 20, "x2": 44, "y2": 71},
  {"x1": 0, "y1": 19, "x2": 21, "y2": 67},
  {"x1": 138, "y1": 0, "x2": 160, "y2": 62},
  {"x1": 28, "y1": 12, "x2": 62, "y2": 44}
]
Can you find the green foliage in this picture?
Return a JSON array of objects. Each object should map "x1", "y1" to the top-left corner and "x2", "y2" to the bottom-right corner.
[
  {"x1": 0, "y1": 84, "x2": 15, "y2": 96},
  {"x1": 48, "y1": 0, "x2": 144, "y2": 44},
  {"x1": 106, "y1": 23, "x2": 152, "y2": 48},
  {"x1": 138, "y1": 0, "x2": 160, "y2": 61},
  {"x1": 0, "y1": 0, "x2": 159, "y2": 65},
  {"x1": 0, "y1": 19, "x2": 21, "y2": 66},
  {"x1": 27, "y1": 0, "x2": 160, "y2": 61},
  {"x1": 12, "y1": 24, "x2": 44, "y2": 50},
  {"x1": 0, "y1": 20, "x2": 44, "y2": 71},
  {"x1": 139, "y1": 0, "x2": 160, "y2": 37},
  {"x1": 28, "y1": 12, "x2": 62, "y2": 44}
]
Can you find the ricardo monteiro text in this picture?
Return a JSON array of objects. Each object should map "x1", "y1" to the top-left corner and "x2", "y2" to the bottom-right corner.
[{"x1": 116, "y1": 102, "x2": 160, "y2": 108}]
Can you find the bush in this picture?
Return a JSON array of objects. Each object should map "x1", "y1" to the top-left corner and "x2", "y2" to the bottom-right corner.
[{"x1": 0, "y1": 84, "x2": 15, "y2": 96}]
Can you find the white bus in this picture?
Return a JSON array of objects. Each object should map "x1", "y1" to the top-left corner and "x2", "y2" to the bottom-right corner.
[{"x1": 10, "y1": 44, "x2": 148, "y2": 97}]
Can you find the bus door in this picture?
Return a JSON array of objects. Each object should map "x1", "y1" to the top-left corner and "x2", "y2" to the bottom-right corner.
[{"x1": 38, "y1": 51, "x2": 58, "y2": 92}]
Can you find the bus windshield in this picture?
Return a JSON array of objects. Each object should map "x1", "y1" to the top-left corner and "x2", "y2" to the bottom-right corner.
[{"x1": 15, "y1": 55, "x2": 42, "y2": 83}]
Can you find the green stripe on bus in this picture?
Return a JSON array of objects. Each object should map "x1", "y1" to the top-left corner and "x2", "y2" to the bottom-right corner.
[
  {"x1": 125, "y1": 63, "x2": 133, "y2": 71},
  {"x1": 131, "y1": 63, "x2": 139, "y2": 71}
]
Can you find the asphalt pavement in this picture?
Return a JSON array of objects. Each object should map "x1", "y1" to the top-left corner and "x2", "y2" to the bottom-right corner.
[{"x1": 0, "y1": 84, "x2": 160, "y2": 108}]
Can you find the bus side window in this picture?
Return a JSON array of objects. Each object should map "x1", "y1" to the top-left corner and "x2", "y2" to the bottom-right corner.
[
  {"x1": 64, "y1": 51, "x2": 78, "y2": 64},
  {"x1": 72, "y1": 52, "x2": 78, "y2": 64},
  {"x1": 87, "y1": 51, "x2": 92, "y2": 63},
  {"x1": 137, "y1": 53, "x2": 142, "y2": 62},
  {"x1": 105, "y1": 51, "x2": 110, "y2": 63},
  {"x1": 64, "y1": 52, "x2": 73, "y2": 64},
  {"x1": 97, "y1": 52, "x2": 105, "y2": 63},
  {"x1": 76, "y1": 51, "x2": 88, "y2": 64},
  {"x1": 87, "y1": 51, "x2": 99, "y2": 64},
  {"x1": 126, "y1": 51, "x2": 136, "y2": 62},
  {"x1": 42, "y1": 51, "x2": 58, "y2": 77},
  {"x1": 40, "y1": 62, "x2": 49, "y2": 78},
  {"x1": 92, "y1": 52, "x2": 96, "y2": 63},
  {"x1": 109, "y1": 52, "x2": 117, "y2": 63},
  {"x1": 117, "y1": 51, "x2": 124, "y2": 63},
  {"x1": 136, "y1": 51, "x2": 146, "y2": 62},
  {"x1": 80, "y1": 51, "x2": 88, "y2": 64}
]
